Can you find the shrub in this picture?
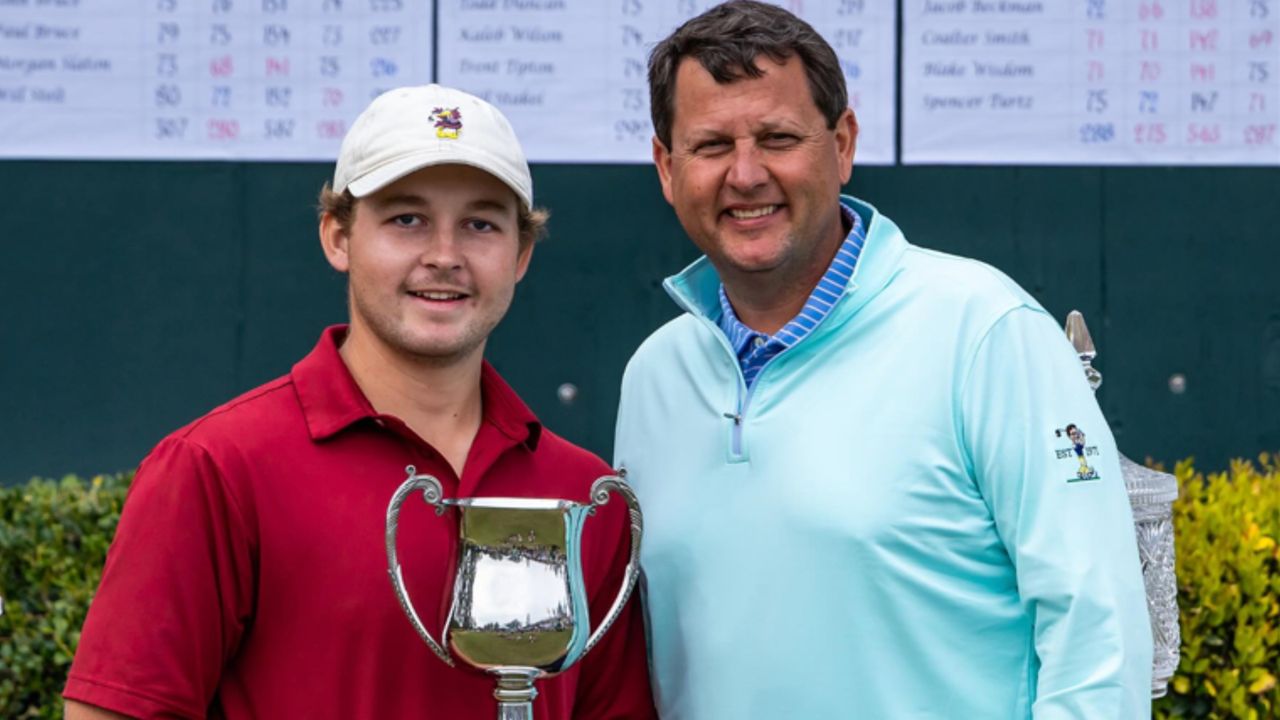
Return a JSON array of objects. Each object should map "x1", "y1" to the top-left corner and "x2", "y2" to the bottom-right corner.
[
  {"x1": 0, "y1": 474, "x2": 131, "y2": 720},
  {"x1": 1155, "y1": 455, "x2": 1280, "y2": 719},
  {"x1": 1, "y1": 461, "x2": 1277, "y2": 717}
]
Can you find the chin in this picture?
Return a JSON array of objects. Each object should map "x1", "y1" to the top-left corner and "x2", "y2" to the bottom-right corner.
[
  {"x1": 721, "y1": 251, "x2": 787, "y2": 274},
  {"x1": 403, "y1": 345, "x2": 473, "y2": 365},
  {"x1": 721, "y1": 237, "x2": 788, "y2": 260},
  {"x1": 411, "y1": 331, "x2": 493, "y2": 361},
  {"x1": 404, "y1": 334, "x2": 467, "y2": 355}
]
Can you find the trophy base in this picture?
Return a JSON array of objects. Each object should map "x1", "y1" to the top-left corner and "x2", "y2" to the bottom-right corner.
[{"x1": 491, "y1": 667, "x2": 541, "y2": 720}]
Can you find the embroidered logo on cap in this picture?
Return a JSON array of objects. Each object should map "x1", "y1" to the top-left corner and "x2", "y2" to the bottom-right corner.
[
  {"x1": 432, "y1": 107, "x2": 462, "y2": 139},
  {"x1": 1054, "y1": 424, "x2": 1100, "y2": 482}
]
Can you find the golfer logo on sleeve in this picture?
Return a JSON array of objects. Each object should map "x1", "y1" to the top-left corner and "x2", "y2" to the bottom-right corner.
[{"x1": 1055, "y1": 424, "x2": 1100, "y2": 482}]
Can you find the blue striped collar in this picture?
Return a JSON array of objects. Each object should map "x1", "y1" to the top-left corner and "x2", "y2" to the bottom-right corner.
[{"x1": 717, "y1": 205, "x2": 866, "y2": 384}]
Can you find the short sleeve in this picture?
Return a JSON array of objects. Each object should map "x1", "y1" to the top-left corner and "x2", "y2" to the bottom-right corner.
[{"x1": 64, "y1": 435, "x2": 256, "y2": 718}]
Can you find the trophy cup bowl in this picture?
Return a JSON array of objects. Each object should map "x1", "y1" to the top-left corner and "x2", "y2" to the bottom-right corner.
[{"x1": 386, "y1": 466, "x2": 643, "y2": 719}]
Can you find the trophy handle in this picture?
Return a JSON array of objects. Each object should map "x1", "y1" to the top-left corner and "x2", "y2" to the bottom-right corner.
[
  {"x1": 580, "y1": 473, "x2": 644, "y2": 658},
  {"x1": 385, "y1": 465, "x2": 455, "y2": 667}
]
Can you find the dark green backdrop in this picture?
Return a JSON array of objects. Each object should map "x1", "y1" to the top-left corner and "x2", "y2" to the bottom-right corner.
[{"x1": 2, "y1": 160, "x2": 1277, "y2": 484}]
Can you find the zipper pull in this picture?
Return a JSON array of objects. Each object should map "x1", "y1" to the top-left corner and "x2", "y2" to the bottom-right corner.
[{"x1": 723, "y1": 412, "x2": 743, "y2": 425}]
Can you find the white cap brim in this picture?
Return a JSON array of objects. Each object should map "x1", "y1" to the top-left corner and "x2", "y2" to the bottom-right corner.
[{"x1": 346, "y1": 147, "x2": 532, "y2": 210}]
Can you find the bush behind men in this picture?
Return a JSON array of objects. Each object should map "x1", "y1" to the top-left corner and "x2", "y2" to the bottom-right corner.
[
  {"x1": 615, "y1": 2, "x2": 1152, "y2": 718},
  {"x1": 64, "y1": 85, "x2": 655, "y2": 719}
]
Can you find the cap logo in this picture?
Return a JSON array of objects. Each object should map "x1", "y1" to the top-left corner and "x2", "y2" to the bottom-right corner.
[{"x1": 432, "y1": 106, "x2": 462, "y2": 139}]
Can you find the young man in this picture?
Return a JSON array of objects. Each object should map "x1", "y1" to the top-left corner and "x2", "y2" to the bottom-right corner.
[
  {"x1": 64, "y1": 85, "x2": 655, "y2": 719},
  {"x1": 614, "y1": 2, "x2": 1152, "y2": 718}
]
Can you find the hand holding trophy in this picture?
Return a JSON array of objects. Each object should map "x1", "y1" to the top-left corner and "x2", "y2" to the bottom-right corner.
[{"x1": 386, "y1": 466, "x2": 643, "y2": 719}]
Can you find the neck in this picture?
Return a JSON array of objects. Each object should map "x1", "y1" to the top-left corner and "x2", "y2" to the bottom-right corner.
[
  {"x1": 722, "y1": 283, "x2": 811, "y2": 336},
  {"x1": 339, "y1": 322, "x2": 484, "y2": 477},
  {"x1": 723, "y1": 211, "x2": 849, "y2": 336}
]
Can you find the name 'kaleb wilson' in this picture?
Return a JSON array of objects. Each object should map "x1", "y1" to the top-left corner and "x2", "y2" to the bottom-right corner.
[{"x1": 459, "y1": 26, "x2": 564, "y2": 43}]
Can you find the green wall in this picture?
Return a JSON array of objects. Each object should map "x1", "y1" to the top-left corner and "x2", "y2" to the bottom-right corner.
[{"x1": 2, "y1": 160, "x2": 1277, "y2": 484}]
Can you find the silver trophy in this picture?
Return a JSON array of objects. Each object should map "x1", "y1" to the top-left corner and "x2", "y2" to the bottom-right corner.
[
  {"x1": 1065, "y1": 311, "x2": 1181, "y2": 698},
  {"x1": 386, "y1": 466, "x2": 643, "y2": 719}
]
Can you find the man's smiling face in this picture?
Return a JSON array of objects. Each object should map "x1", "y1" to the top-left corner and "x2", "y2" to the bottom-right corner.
[
  {"x1": 323, "y1": 163, "x2": 532, "y2": 366},
  {"x1": 654, "y1": 54, "x2": 856, "y2": 302}
]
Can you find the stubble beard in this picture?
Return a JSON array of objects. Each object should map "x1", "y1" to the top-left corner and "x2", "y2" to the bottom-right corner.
[
  {"x1": 715, "y1": 226, "x2": 798, "y2": 280},
  {"x1": 717, "y1": 222, "x2": 844, "y2": 313},
  {"x1": 349, "y1": 284, "x2": 507, "y2": 369}
]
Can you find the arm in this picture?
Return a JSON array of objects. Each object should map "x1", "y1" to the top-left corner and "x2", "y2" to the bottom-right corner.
[
  {"x1": 571, "y1": 488, "x2": 658, "y2": 719},
  {"x1": 62, "y1": 436, "x2": 255, "y2": 718},
  {"x1": 961, "y1": 307, "x2": 1152, "y2": 718},
  {"x1": 64, "y1": 699, "x2": 133, "y2": 720}
]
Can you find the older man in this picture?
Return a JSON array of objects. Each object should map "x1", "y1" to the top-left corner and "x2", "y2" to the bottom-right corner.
[{"x1": 614, "y1": 2, "x2": 1151, "y2": 718}]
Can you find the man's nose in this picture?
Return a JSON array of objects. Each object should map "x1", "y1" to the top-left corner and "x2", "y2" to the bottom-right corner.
[
  {"x1": 420, "y1": 228, "x2": 464, "y2": 269},
  {"x1": 725, "y1": 143, "x2": 769, "y2": 192}
]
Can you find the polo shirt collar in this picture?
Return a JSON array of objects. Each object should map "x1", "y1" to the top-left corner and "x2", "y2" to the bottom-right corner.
[
  {"x1": 478, "y1": 361, "x2": 542, "y2": 450},
  {"x1": 292, "y1": 325, "x2": 541, "y2": 450},
  {"x1": 293, "y1": 326, "x2": 376, "y2": 441},
  {"x1": 715, "y1": 204, "x2": 863, "y2": 356}
]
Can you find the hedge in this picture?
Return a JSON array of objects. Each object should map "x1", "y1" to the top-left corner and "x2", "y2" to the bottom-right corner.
[
  {"x1": 1155, "y1": 455, "x2": 1280, "y2": 719},
  {"x1": 1, "y1": 473, "x2": 130, "y2": 719},
  {"x1": 2, "y1": 459, "x2": 1277, "y2": 718}
]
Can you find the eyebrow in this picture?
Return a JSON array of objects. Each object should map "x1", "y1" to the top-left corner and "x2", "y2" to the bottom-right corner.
[
  {"x1": 465, "y1": 198, "x2": 516, "y2": 214},
  {"x1": 684, "y1": 119, "x2": 798, "y2": 142},
  {"x1": 754, "y1": 119, "x2": 793, "y2": 133},
  {"x1": 368, "y1": 194, "x2": 429, "y2": 211}
]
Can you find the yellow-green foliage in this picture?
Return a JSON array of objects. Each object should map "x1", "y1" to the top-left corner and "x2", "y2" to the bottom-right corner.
[
  {"x1": 1156, "y1": 455, "x2": 1280, "y2": 719},
  {"x1": 0, "y1": 474, "x2": 131, "y2": 720}
]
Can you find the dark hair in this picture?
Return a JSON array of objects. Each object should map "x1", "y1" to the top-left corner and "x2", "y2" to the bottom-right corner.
[
  {"x1": 317, "y1": 182, "x2": 549, "y2": 249},
  {"x1": 647, "y1": 0, "x2": 848, "y2": 150}
]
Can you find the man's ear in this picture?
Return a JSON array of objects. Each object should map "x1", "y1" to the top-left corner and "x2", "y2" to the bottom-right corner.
[
  {"x1": 835, "y1": 108, "x2": 858, "y2": 185},
  {"x1": 653, "y1": 136, "x2": 676, "y2": 206},
  {"x1": 319, "y1": 211, "x2": 350, "y2": 273},
  {"x1": 515, "y1": 240, "x2": 534, "y2": 283}
]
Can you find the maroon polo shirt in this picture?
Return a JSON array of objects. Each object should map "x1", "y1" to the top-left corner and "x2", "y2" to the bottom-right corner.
[{"x1": 65, "y1": 326, "x2": 656, "y2": 719}]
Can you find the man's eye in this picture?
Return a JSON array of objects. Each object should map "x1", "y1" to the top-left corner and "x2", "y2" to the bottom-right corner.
[
  {"x1": 466, "y1": 219, "x2": 497, "y2": 232},
  {"x1": 762, "y1": 133, "x2": 799, "y2": 146},
  {"x1": 392, "y1": 214, "x2": 421, "y2": 227},
  {"x1": 694, "y1": 139, "x2": 730, "y2": 154}
]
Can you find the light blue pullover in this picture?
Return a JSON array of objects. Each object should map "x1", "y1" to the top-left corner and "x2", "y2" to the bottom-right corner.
[{"x1": 615, "y1": 196, "x2": 1152, "y2": 719}]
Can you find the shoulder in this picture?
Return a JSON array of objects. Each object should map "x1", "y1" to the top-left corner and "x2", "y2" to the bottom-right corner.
[
  {"x1": 853, "y1": 200, "x2": 1042, "y2": 324},
  {"x1": 623, "y1": 314, "x2": 712, "y2": 382},
  {"x1": 122, "y1": 382, "x2": 296, "y2": 543},
  {"x1": 902, "y1": 245, "x2": 1042, "y2": 313},
  {"x1": 528, "y1": 428, "x2": 617, "y2": 505},
  {"x1": 632, "y1": 313, "x2": 706, "y2": 356},
  {"x1": 127, "y1": 373, "x2": 313, "y2": 539},
  {"x1": 159, "y1": 373, "x2": 301, "y2": 463},
  {"x1": 534, "y1": 428, "x2": 613, "y2": 478},
  {"x1": 882, "y1": 245, "x2": 1053, "y2": 342}
]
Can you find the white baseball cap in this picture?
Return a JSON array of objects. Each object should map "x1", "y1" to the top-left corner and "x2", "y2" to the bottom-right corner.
[{"x1": 333, "y1": 84, "x2": 533, "y2": 209}]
